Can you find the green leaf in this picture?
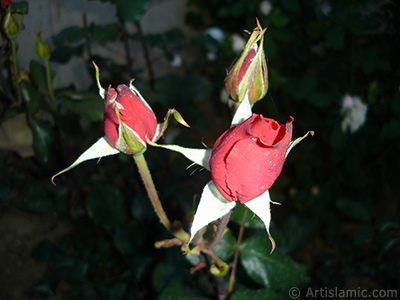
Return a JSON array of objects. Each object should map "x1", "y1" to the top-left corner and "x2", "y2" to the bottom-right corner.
[
  {"x1": 91, "y1": 23, "x2": 120, "y2": 44},
  {"x1": 157, "y1": 278, "x2": 209, "y2": 300},
  {"x1": 212, "y1": 229, "x2": 236, "y2": 262},
  {"x1": 115, "y1": 0, "x2": 148, "y2": 24},
  {"x1": 51, "y1": 45, "x2": 84, "y2": 63},
  {"x1": 32, "y1": 240, "x2": 56, "y2": 261},
  {"x1": 377, "y1": 216, "x2": 400, "y2": 233},
  {"x1": 325, "y1": 26, "x2": 345, "y2": 47},
  {"x1": 335, "y1": 198, "x2": 371, "y2": 221},
  {"x1": 114, "y1": 223, "x2": 143, "y2": 255},
  {"x1": 16, "y1": 195, "x2": 52, "y2": 215},
  {"x1": 282, "y1": 0, "x2": 300, "y2": 14},
  {"x1": 230, "y1": 203, "x2": 265, "y2": 229},
  {"x1": 30, "y1": 282, "x2": 56, "y2": 297},
  {"x1": 68, "y1": 260, "x2": 89, "y2": 283},
  {"x1": 52, "y1": 26, "x2": 87, "y2": 45},
  {"x1": 15, "y1": 182, "x2": 53, "y2": 215},
  {"x1": 59, "y1": 92, "x2": 104, "y2": 122},
  {"x1": 51, "y1": 137, "x2": 119, "y2": 184},
  {"x1": 230, "y1": 288, "x2": 280, "y2": 300},
  {"x1": 381, "y1": 119, "x2": 400, "y2": 140},
  {"x1": 109, "y1": 283, "x2": 127, "y2": 300},
  {"x1": 353, "y1": 225, "x2": 374, "y2": 246},
  {"x1": 154, "y1": 74, "x2": 211, "y2": 103},
  {"x1": 240, "y1": 236, "x2": 307, "y2": 290},
  {"x1": 270, "y1": 9, "x2": 289, "y2": 27},
  {"x1": 86, "y1": 185, "x2": 126, "y2": 227},
  {"x1": 11, "y1": 1, "x2": 29, "y2": 14},
  {"x1": 278, "y1": 215, "x2": 316, "y2": 254},
  {"x1": 190, "y1": 181, "x2": 236, "y2": 242},
  {"x1": 64, "y1": 288, "x2": 95, "y2": 300},
  {"x1": 20, "y1": 79, "x2": 45, "y2": 114},
  {"x1": 29, "y1": 60, "x2": 47, "y2": 90},
  {"x1": 28, "y1": 117, "x2": 55, "y2": 163},
  {"x1": 0, "y1": 181, "x2": 10, "y2": 202}
]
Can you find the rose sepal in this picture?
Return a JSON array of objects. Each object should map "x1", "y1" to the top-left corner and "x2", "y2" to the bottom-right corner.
[
  {"x1": 147, "y1": 140, "x2": 212, "y2": 171},
  {"x1": 51, "y1": 137, "x2": 119, "y2": 184},
  {"x1": 146, "y1": 95, "x2": 252, "y2": 170},
  {"x1": 93, "y1": 61, "x2": 107, "y2": 99},
  {"x1": 286, "y1": 130, "x2": 315, "y2": 158},
  {"x1": 243, "y1": 190, "x2": 275, "y2": 253},
  {"x1": 114, "y1": 106, "x2": 148, "y2": 155},
  {"x1": 190, "y1": 181, "x2": 236, "y2": 243},
  {"x1": 230, "y1": 93, "x2": 252, "y2": 127},
  {"x1": 152, "y1": 108, "x2": 190, "y2": 143}
]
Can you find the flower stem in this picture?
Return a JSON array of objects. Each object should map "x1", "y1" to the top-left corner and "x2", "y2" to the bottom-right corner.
[
  {"x1": 227, "y1": 208, "x2": 247, "y2": 294},
  {"x1": 206, "y1": 210, "x2": 232, "y2": 249},
  {"x1": 11, "y1": 39, "x2": 21, "y2": 105},
  {"x1": 45, "y1": 59, "x2": 55, "y2": 109},
  {"x1": 133, "y1": 153, "x2": 188, "y2": 241}
]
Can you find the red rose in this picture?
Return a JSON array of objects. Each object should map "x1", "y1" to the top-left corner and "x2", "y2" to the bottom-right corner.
[
  {"x1": 3, "y1": 0, "x2": 12, "y2": 6},
  {"x1": 104, "y1": 84, "x2": 157, "y2": 155},
  {"x1": 209, "y1": 114, "x2": 293, "y2": 203}
]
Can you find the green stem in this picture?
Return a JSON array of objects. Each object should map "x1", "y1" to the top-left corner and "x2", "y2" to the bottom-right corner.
[
  {"x1": 206, "y1": 210, "x2": 232, "y2": 249},
  {"x1": 45, "y1": 59, "x2": 55, "y2": 109},
  {"x1": 133, "y1": 153, "x2": 188, "y2": 241},
  {"x1": 227, "y1": 208, "x2": 247, "y2": 294},
  {"x1": 11, "y1": 39, "x2": 21, "y2": 105}
]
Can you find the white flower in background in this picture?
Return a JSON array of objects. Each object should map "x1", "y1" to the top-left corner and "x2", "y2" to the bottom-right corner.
[
  {"x1": 341, "y1": 94, "x2": 368, "y2": 133},
  {"x1": 321, "y1": 2, "x2": 332, "y2": 16},
  {"x1": 260, "y1": 0, "x2": 272, "y2": 16},
  {"x1": 205, "y1": 26, "x2": 226, "y2": 43},
  {"x1": 170, "y1": 54, "x2": 182, "y2": 67},
  {"x1": 232, "y1": 34, "x2": 246, "y2": 53}
]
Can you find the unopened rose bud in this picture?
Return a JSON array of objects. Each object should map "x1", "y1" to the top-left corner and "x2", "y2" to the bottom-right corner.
[
  {"x1": 35, "y1": 33, "x2": 51, "y2": 61},
  {"x1": 4, "y1": 10, "x2": 22, "y2": 40},
  {"x1": 104, "y1": 84, "x2": 158, "y2": 155},
  {"x1": 209, "y1": 114, "x2": 293, "y2": 203},
  {"x1": 225, "y1": 19, "x2": 268, "y2": 105}
]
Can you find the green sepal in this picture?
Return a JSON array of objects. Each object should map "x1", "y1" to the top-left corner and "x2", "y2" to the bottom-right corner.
[
  {"x1": 153, "y1": 108, "x2": 190, "y2": 143},
  {"x1": 286, "y1": 130, "x2": 314, "y2": 158},
  {"x1": 114, "y1": 107, "x2": 147, "y2": 155},
  {"x1": 231, "y1": 94, "x2": 252, "y2": 127},
  {"x1": 148, "y1": 142, "x2": 211, "y2": 171},
  {"x1": 51, "y1": 137, "x2": 119, "y2": 184},
  {"x1": 92, "y1": 61, "x2": 107, "y2": 99},
  {"x1": 190, "y1": 181, "x2": 236, "y2": 243},
  {"x1": 244, "y1": 190, "x2": 276, "y2": 253}
]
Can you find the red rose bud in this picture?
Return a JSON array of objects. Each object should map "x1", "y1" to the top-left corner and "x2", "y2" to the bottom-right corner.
[
  {"x1": 209, "y1": 114, "x2": 293, "y2": 203},
  {"x1": 225, "y1": 20, "x2": 268, "y2": 104},
  {"x1": 104, "y1": 84, "x2": 157, "y2": 155}
]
